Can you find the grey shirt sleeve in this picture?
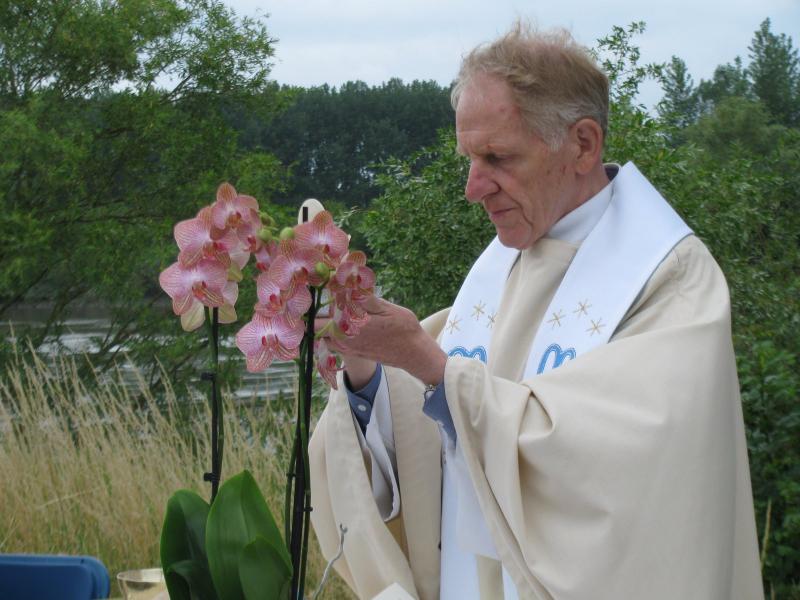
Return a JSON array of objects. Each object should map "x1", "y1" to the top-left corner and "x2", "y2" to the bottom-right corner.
[{"x1": 422, "y1": 382, "x2": 456, "y2": 441}]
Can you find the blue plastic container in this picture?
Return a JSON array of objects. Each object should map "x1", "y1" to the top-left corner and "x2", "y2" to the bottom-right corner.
[{"x1": 0, "y1": 554, "x2": 110, "y2": 599}]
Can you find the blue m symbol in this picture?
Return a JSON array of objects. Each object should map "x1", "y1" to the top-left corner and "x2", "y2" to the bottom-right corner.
[
  {"x1": 537, "y1": 343, "x2": 576, "y2": 374},
  {"x1": 448, "y1": 345, "x2": 488, "y2": 363}
]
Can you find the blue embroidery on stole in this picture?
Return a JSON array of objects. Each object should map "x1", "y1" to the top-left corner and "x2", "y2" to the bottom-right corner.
[
  {"x1": 536, "y1": 343, "x2": 576, "y2": 374},
  {"x1": 448, "y1": 345, "x2": 488, "y2": 363}
]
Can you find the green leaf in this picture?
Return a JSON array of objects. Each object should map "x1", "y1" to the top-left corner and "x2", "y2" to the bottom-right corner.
[
  {"x1": 206, "y1": 470, "x2": 290, "y2": 600},
  {"x1": 160, "y1": 490, "x2": 217, "y2": 600},
  {"x1": 239, "y1": 536, "x2": 292, "y2": 600},
  {"x1": 165, "y1": 559, "x2": 217, "y2": 600},
  {"x1": 163, "y1": 566, "x2": 190, "y2": 600}
]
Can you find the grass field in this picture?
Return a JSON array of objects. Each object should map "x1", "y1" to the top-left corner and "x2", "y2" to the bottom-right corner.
[{"x1": 0, "y1": 351, "x2": 354, "y2": 599}]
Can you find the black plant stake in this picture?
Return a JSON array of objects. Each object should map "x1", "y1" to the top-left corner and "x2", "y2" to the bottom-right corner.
[
  {"x1": 203, "y1": 306, "x2": 222, "y2": 502},
  {"x1": 288, "y1": 205, "x2": 317, "y2": 600}
]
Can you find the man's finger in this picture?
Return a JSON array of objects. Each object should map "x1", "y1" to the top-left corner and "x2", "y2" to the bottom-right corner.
[
  {"x1": 363, "y1": 294, "x2": 388, "y2": 314},
  {"x1": 325, "y1": 337, "x2": 351, "y2": 354}
]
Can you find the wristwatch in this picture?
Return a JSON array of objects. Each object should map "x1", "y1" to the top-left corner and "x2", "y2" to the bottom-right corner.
[{"x1": 424, "y1": 382, "x2": 439, "y2": 401}]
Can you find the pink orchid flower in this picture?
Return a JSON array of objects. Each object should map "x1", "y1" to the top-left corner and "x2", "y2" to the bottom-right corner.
[
  {"x1": 314, "y1": 340, "x2": 341, "y2": 389},
  {"x1": 330, "y1": 250, "x2": 376, "y2": 304},
  {"x1": 211, "y1": 183, "x2": 261, "y2": 247},
  {"x1": 159, "y1": 258, "x2": 228, "y2": 316},
  {"x1": 254, "y1": 271, "x2": 312, "y2": 321},
  {"x1": 179, "y1": 281, "x2": 239, "y2": 332},
  {"x1": 294, "y1": 211, "x2": 349, "y2": 264},
  {"x1": 254, "y1": 240, "x2": 279, "y2": 273},
  {"x1": 330, "y1": 301, "x2": 370, "y2": 337},
  {"x1": 235, "y1": 210, "x2": 269, "y2": 254},
  {"x1": 174, "y1": 206, "x2": 239, "y2": 267},
  {"x1": 212, "y1": 183, "x2": 260, "y2": 232},
  {"x1": 268, "y1": 239, "x2": 325, "y2": 288},
  {"x1": 235, "y1": 313, "x2": 305, "y2": 372}
]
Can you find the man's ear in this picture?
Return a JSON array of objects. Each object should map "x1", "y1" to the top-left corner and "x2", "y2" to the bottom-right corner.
[{"x1": 570, "y1": 118, "x2": 604, "y2": 175}]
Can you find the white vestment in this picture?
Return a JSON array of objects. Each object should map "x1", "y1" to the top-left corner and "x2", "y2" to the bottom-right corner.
[{"x1": 309, "y1": 165, "x2": 764, "y2": 600}]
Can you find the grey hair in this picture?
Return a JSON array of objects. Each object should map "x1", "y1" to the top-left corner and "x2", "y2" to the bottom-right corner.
[{"x1": 451, "y1": 21, "x2": 609, "y2": 149}]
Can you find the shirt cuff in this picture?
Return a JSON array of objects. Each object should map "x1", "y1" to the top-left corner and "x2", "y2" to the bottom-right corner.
[
  {"x1": 422, "y1": 382, "x2": 456, "y2": 441},
  {"x1": 345, "y1": 364, "x2": 383, "y2": 434}
]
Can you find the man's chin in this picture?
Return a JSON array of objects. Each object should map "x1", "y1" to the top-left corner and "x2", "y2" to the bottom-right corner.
[{"x1": 495, "y1": 228, "x2": 531, "y2": 250}]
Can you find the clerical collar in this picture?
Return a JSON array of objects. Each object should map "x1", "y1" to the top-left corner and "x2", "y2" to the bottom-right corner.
[{"x1": 546, "y1": 163, "x2": 619, "y2": 244}]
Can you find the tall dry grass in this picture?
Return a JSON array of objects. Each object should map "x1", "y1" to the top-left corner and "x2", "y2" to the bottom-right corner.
[{"x1": 0, "y1": 351, "x2": 354, "y2": 599}]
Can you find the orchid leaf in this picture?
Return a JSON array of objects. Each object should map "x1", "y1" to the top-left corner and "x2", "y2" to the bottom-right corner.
[
  {"x1": 160, "y1": 490, "x2": 217, "y2": 600},
  {"x1": 239, "y1": 536, "x2": 292, "y2": 600},
  {"x1": 166, "y1": 559, "x2": 218, "y2": 600},
  {"x1": 206, "y1": 470, "x2": 289, "y2": 600}
]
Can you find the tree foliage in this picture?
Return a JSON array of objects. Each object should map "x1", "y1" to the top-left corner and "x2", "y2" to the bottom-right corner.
[
  {"x1": 696, "y1": 56, "x2": 752, "y2": 109},
  {"x1": 661, "y1": 18, "x2": 799, "y2": 131},
  {"x1": 359, "y1": 130, "x2": 491, "y2": 317},
  {"x1": 748, "y1": 18, "x2": 800, "y2": 127},
  {"x1": 0, "y1": 0, "x2": 288, "y2": 388},
  {"x1": 656, "y1": 56, "x2": 699, "y2": 136}
]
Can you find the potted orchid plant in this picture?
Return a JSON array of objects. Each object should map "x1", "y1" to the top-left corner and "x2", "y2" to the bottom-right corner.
[{"x1": 158, "y1": 184, "x2": 374, "y2": 600}]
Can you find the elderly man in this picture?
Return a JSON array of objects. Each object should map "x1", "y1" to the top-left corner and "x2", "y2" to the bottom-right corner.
[{"x1": 311, "y1": 23, "x2": 763, "y2": 600}]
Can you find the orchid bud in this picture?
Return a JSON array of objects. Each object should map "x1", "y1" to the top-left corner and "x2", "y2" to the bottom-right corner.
[
  {"x1": 279, "y1": 227, "x2": 295, "y2": 241},
  {"x1": 259, "y1": 212, "x2": 274, "y2": 226},
  {"x1": 314, "y1": 261, "x2": 331, "y2": 283},
  {"x1": 257, "y1": 227, "x2": 273, "y2": 243}
]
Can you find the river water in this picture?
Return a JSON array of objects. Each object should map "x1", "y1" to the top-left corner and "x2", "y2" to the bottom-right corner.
[{"x1": 0, "y1": 305, "x2": 299, "y2": 402}]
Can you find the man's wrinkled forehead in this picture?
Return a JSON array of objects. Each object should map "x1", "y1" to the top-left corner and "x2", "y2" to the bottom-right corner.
[{"x1": 455, "y1": 77, "x2": 525, "y2": 154}]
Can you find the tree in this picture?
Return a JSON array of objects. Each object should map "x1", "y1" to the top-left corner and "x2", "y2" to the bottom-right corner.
[
  {"x1": 657, "y1": 56, "x2": 700, "y2": 136},
  {"x1": 696, "y1": 56, "x2": 752, "y2": 111},
  {"x1": 686, "y1": 96, "x2": 785, "y2": 159},
  {"x1": 0, "y1": 0, "x2": 288, "y2": 388},
  {"x1": 594, "y1": 22, "x2": 662, "y2": 105},
  {"x1": 747, "y1": 18, "x2": 800, "y2": 127},
  {"x1": 691, "y1": 19, "x2": 800, "y2": 128}
]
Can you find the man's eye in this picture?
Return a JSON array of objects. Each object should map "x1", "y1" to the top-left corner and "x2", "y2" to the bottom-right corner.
[{"x1": 486, "y1": 153, "x2": 511, "y2": 164}]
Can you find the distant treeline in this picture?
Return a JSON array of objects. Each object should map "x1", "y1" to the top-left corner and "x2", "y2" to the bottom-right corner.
[
  {"x1": 230, "y1": 79, "x2": 454, "y2": 207},
  {"x1": 0, "y1": 4, "x2": 797, "y2": 595}
]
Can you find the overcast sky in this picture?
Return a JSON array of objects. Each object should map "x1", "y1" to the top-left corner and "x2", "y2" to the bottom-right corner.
[{"x1": 227, "y1": 0, "x2": 799, "y2": 109}]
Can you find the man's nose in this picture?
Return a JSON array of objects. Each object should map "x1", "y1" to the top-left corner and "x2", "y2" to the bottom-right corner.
[{"x1": 464, "y1": 161, "x2": 498, "y2": 202}]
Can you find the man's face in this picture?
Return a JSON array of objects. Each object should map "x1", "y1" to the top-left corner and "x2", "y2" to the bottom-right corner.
[{"x1": 455, "y1": 75, "x2": 579, "y2": 250}]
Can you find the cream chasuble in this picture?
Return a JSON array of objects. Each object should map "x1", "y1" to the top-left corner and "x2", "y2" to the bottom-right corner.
[{"x1": 309, "y1": 163, "x2": 764, "y2": 600}]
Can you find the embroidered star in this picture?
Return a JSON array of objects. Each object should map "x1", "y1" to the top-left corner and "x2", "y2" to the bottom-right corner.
[
  {"x1": 446, "y1": 315, "x2": 461, "y2": 334},
  {"x1": 471, "y1": 301, "x2": 486, "y2": 321},
  {"x1": 547, "y1": 309, "x2": 566, "y2": 329},
  {"x1": 586, "y1": 318, "x2": 605, "y2": 336},
  {"x1": 573, "y1": 299, "x2": 591, "y2": 318},
  {"x1": 486, "y1": 312, "x2": 496, "y2": 329}
]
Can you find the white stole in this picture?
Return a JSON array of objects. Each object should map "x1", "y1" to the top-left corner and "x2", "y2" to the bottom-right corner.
[{"x1": 436, "y1": 162, "x2": 691, "y2": 598}]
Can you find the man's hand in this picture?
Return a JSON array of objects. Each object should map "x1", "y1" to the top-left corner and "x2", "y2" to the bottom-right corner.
[{"x1": 318, "y1": 297, "x2": 447, "y2": 387}]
